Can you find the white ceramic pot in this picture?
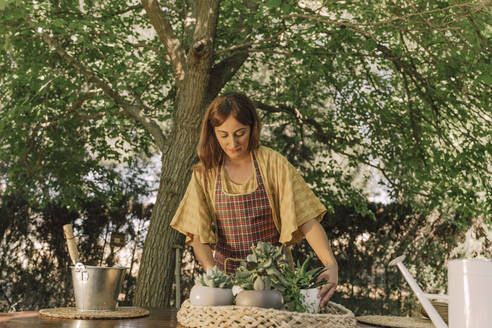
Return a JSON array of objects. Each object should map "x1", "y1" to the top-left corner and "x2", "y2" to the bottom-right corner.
[
  {"x1": 235, "y1": 290, "x2": 283, "y2": 309},
  {"x1": 300, "y1": 288, "x2": 320, "y2": 313},
  {"x1": 189, "y1": 285, "x2": 234, "y2": 306}
]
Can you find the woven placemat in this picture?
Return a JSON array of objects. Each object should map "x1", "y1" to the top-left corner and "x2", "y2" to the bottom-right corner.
[
  {"x1": 39, "y1": 307, "x2": 150, "y2": 320},
  {"x1": 356, "y1": 315, "x2": 435, "y2": 328},
  {"x1": 177, "y1": 298, "x2": 357, "y2": 328}
]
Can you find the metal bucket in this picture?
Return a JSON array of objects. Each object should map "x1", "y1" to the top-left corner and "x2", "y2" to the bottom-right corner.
[{"x1": 71, "y1": 263, "x2": 128, "y2": 311}]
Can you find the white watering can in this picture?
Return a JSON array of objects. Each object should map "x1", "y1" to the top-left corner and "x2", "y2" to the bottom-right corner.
[{"x1": 390, "y1": 255, "x2": 492, "y2": 328}]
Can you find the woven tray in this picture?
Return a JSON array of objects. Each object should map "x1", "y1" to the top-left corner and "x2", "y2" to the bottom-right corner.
[
  {"x1": 177, "y1": 299, "x2": 357, "y2": 328},
  {"x1": 356, "y1": 315, "x2": 435, "y2": 328},
  {"x1": 39, "y1": 307, "x2": 150, "y2": 320}
]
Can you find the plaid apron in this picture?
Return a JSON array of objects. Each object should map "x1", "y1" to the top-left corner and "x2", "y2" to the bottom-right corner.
[{"x1": 214, "y1": 153, "x2": 280, "y2": 274}]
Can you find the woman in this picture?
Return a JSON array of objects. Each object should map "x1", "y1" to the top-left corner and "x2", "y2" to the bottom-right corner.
[{"x1": 170, "y1": 92, "x2": 338, "y2": 305}]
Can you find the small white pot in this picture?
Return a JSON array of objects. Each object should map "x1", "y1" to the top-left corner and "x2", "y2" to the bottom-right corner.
[
  {"x1": 189, "y1": 285, "x2": 233, "y2": 306},
  {"x1": 300, "y1": 288, "x2": 320, "y2": 313},
  {"x1": 235, "y1": 290, "x2": 284, "y2": 309}
]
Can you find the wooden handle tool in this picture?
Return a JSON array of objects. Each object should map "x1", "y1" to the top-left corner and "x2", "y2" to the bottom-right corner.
[{"x1": 63, "y1": 224, "x2": 80, "y2": 264}]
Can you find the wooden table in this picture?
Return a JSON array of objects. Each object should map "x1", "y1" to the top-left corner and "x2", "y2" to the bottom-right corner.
[{"x1": 0, "y1": 308, "x2": 377, "y2": 327}]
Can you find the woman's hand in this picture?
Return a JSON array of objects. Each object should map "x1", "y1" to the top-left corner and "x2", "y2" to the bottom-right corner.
[
  {"x1": 300, "y1": 219, "x2": 339, "y2": 306},
  {"x1": 317, "y1": 262, "x2": 338, "y2": 307},
  {"x1": 191, "y1": 234, "x2": 216, "y2": 270}
]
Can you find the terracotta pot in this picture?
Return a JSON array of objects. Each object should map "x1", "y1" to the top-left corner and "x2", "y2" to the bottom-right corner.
[
  {"x1": 300, "y1": 288, "x2": 320, "y2": 313},
  {"x1": 235, "y1": 290, "x2": 283, "y2": 309},
  {"x1": 189, "y1": 285, "x2": 233, "y2": 306}
]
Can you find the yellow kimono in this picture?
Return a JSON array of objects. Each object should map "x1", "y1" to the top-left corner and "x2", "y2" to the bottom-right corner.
[{"x1": 170, "y1": 146, "x2": 326, "y2": 246}]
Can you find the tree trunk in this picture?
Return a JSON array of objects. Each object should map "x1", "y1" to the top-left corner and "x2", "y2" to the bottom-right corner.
[
  {"x1": 133, "y1": 79, "x2": 214, "y2": 307},
  {"x1": 134, "y1": 0, "x2": 220, "y2": 308},
  {"x1": 133, "y1": 127, "x2": 198, "y2": 307}
]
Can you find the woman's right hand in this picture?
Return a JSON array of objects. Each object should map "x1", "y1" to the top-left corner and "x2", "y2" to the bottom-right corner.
[{"x1": 317, "y1": 262, "x2": 338, "y2": 307}]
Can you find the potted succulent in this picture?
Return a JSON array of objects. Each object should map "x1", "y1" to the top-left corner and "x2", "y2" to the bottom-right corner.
[
  {"x1": 190, "y1": 266, "x2": 234, "y2": 306},
  {"x1": 277, "y1": 257, "x2": 328, "y2": 313},
  {"x1": 234, "y1": 241, "x2": 288, "y2": 309}
]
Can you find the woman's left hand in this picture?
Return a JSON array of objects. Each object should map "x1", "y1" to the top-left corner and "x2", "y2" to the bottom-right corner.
[{"x1": 317, "y1": 262, "x2": 338, "y2": 307}]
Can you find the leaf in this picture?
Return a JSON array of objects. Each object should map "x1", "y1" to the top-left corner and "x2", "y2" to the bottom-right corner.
[
  {"x1": 476, "y1": 73, "x2": 492, "y2": 86},
  {"x1": 300, "y1": 257, "x2": 311, "y2": 275},
  {"x1": 362, "y1": 38, "x2": 377, "y2": 51},
  {"x1": 246, "y1": 261, "x2": 258, "y2": 271},
  {"x1": 246, "y1": 253, "x2": 257, "y2": 263},
  {"x1": 262, "y1": 257, "x2": 272, "y2": 268},
  {"x1": 236, "y1": 270, "x2": 252, "y2": 279},
  {"x1": 265, "y1": 0, "x2": 281, "y2": 9},
  {"x1": 264, "y1": 276, "x2": 271, "y2": 290},
  {"x1": 254, "y1": 276, "x2": 265, "y2": 290}
]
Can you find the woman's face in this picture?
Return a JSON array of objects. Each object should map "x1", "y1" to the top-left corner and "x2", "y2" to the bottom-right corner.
[{"x1": 214, "y1": 115, "x2": 251, "y2": 161}]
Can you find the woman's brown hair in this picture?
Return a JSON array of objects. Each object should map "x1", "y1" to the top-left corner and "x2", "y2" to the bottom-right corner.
[{"x1": 197, "y1": 92, "x2": 261, "y2": 169}]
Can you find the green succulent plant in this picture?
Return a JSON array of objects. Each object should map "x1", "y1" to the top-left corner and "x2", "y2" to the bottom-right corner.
[
  {"x1": 194, "y1": 266, "x2": 233, "y2": 288},
  {"x1": 281, "y1": 257, "x2": 327, "y2": 289},
  {"x1": 277, "y1": 256, "x2": 328, "y2": 312},
  {"x1": 234, "y1": 241, "x2": 289, "y2": 291}
]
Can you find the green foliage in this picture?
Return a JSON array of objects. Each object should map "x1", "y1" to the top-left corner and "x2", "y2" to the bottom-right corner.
[
  {"x1": 277, "y1": 257, "x2": 328, "y2": 312},
  {"x1": 234, "y1": 241, "x2": 289, "y2": 291},
  {"x1": 226, "y1": 1, "x2": 491, "y2": 221},
  {"x1": 283, "y1": 257, "x2": 327, "y2": 290},
  {"x1": 0, "y1": 0, "x2": 490, "y2": 309},
  {"x1": 0, "y1": 166, "x2": 152, "y2": 311},
  {"x1": 0, "y1": 0, "x2": 489, "y2": 224},
  {"x1": 194, "y1": 266, "x2": 233, "y2": 289},
  {"x1": 0, "y1": 1, "x2": 157, "y2": 209},
  {"x1": 3, "y1": 194, "x2": 486, "y2": 314}
]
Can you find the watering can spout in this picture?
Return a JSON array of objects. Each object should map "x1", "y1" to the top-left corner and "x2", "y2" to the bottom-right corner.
[{"x1": 389, "y1": 255, "x2": 448, "y2": 328}]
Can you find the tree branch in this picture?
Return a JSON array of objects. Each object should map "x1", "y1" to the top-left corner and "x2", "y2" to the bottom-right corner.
[
  {"x1": 49, "y1": 4, "x2": 144, "y2": 20},
  {"x1": 141, "y1": 0, "x2": 187, "y2": 86},
  {"x1": 104, "y1": 4, "x2": 143, "y2": 18},
  {"x1": 26, "y1": 17, "x2": 167, "y2": 152},
  {"x1": 207, "y1": 51, "x2": 250, "y2": 100},
  {"x1": 454, "y1": 0, "x2": 490, "y2": 51},
  {"x1": 204, "y1": 0, "x2": 264, "y2": 100},
  {"x1": 401, "y1": 69, "x2": 427, "y2": 168},
  {"x1": 255, "y1": 101, "x2": 399, "y2": 189},
  {"x1": 67, "y1": 90, "x2": 100, "y2": 113},
  {"x1": 292, "y1": 1, "x2": 485, "y2": 28},
  {"x1": 191, "y1": 1, "x2": 219, "y2": 54},
  {"x1": 214, "y1": 26, "x2": 287, "y2": 56},
  {"x1": 404, "y1": 0, "x2": 457, "y2": 46},
  {"x1": 182, "y1": 0, "x2": 197, "y2": 52}
]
